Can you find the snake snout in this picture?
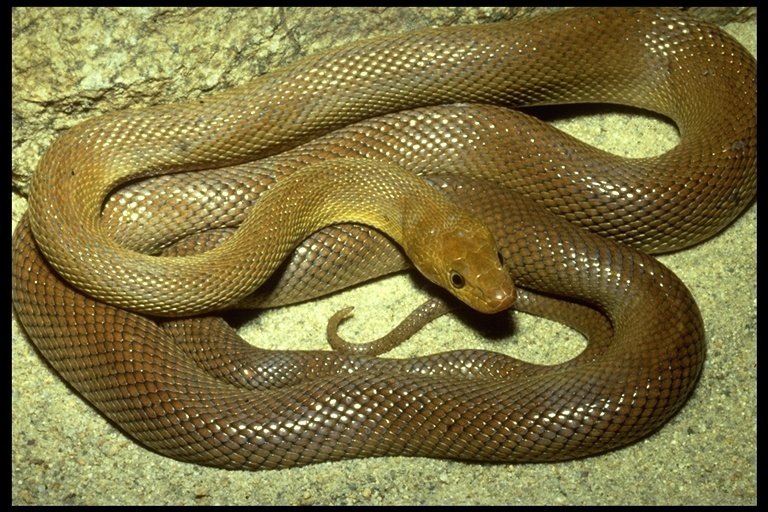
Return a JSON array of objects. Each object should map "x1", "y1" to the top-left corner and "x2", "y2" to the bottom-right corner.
[
  {"x1": 481, "y1": 278, "x2": 516, "y2": 314},
  {"x1": 471, "y1": 267, "x2": 516, "y2": 314},
  {"x1": 445, "y1": 256, "x2": 516, "y2": 314}
]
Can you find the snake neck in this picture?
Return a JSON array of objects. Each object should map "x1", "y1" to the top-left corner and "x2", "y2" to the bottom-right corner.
[{"x1": 245, "y1": 158, "x2": 515, "y2": 314}]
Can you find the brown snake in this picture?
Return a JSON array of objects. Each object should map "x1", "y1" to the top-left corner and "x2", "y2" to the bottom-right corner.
[{"x1": 11, "y1": 8, "x2": 756, "y2": 470}]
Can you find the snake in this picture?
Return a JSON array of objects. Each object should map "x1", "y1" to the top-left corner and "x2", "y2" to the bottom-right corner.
[{"x1": 11, "y1": 8, "x2": 756, "y2": 470}]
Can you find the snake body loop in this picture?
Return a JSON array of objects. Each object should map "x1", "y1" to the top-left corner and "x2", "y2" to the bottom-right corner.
[{"x1": 12, "y1": 8, "x2": 756, "y2": 469}]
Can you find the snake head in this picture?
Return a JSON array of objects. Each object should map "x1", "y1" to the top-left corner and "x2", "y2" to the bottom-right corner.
[{"x1": 411, "y1": 223, "x2": 516, "y2": 315}]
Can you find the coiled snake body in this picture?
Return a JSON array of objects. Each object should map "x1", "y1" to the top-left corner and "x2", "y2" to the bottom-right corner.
[{"x1": 12, "y1": 8, "x2": 756, "y2": 469}]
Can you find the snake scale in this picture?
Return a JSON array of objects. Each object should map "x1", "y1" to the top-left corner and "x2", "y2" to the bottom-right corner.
[{"x1": 12, "y1": 8, "x2": 756, "y2": 470}]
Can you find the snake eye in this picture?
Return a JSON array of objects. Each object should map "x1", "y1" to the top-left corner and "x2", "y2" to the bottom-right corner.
[
  {"x1": 497, "y1": 251, "x2": 504, "y2": 266},
  {"x1": 449, "y1": 271, "x2": 465, "y2": 289}
]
